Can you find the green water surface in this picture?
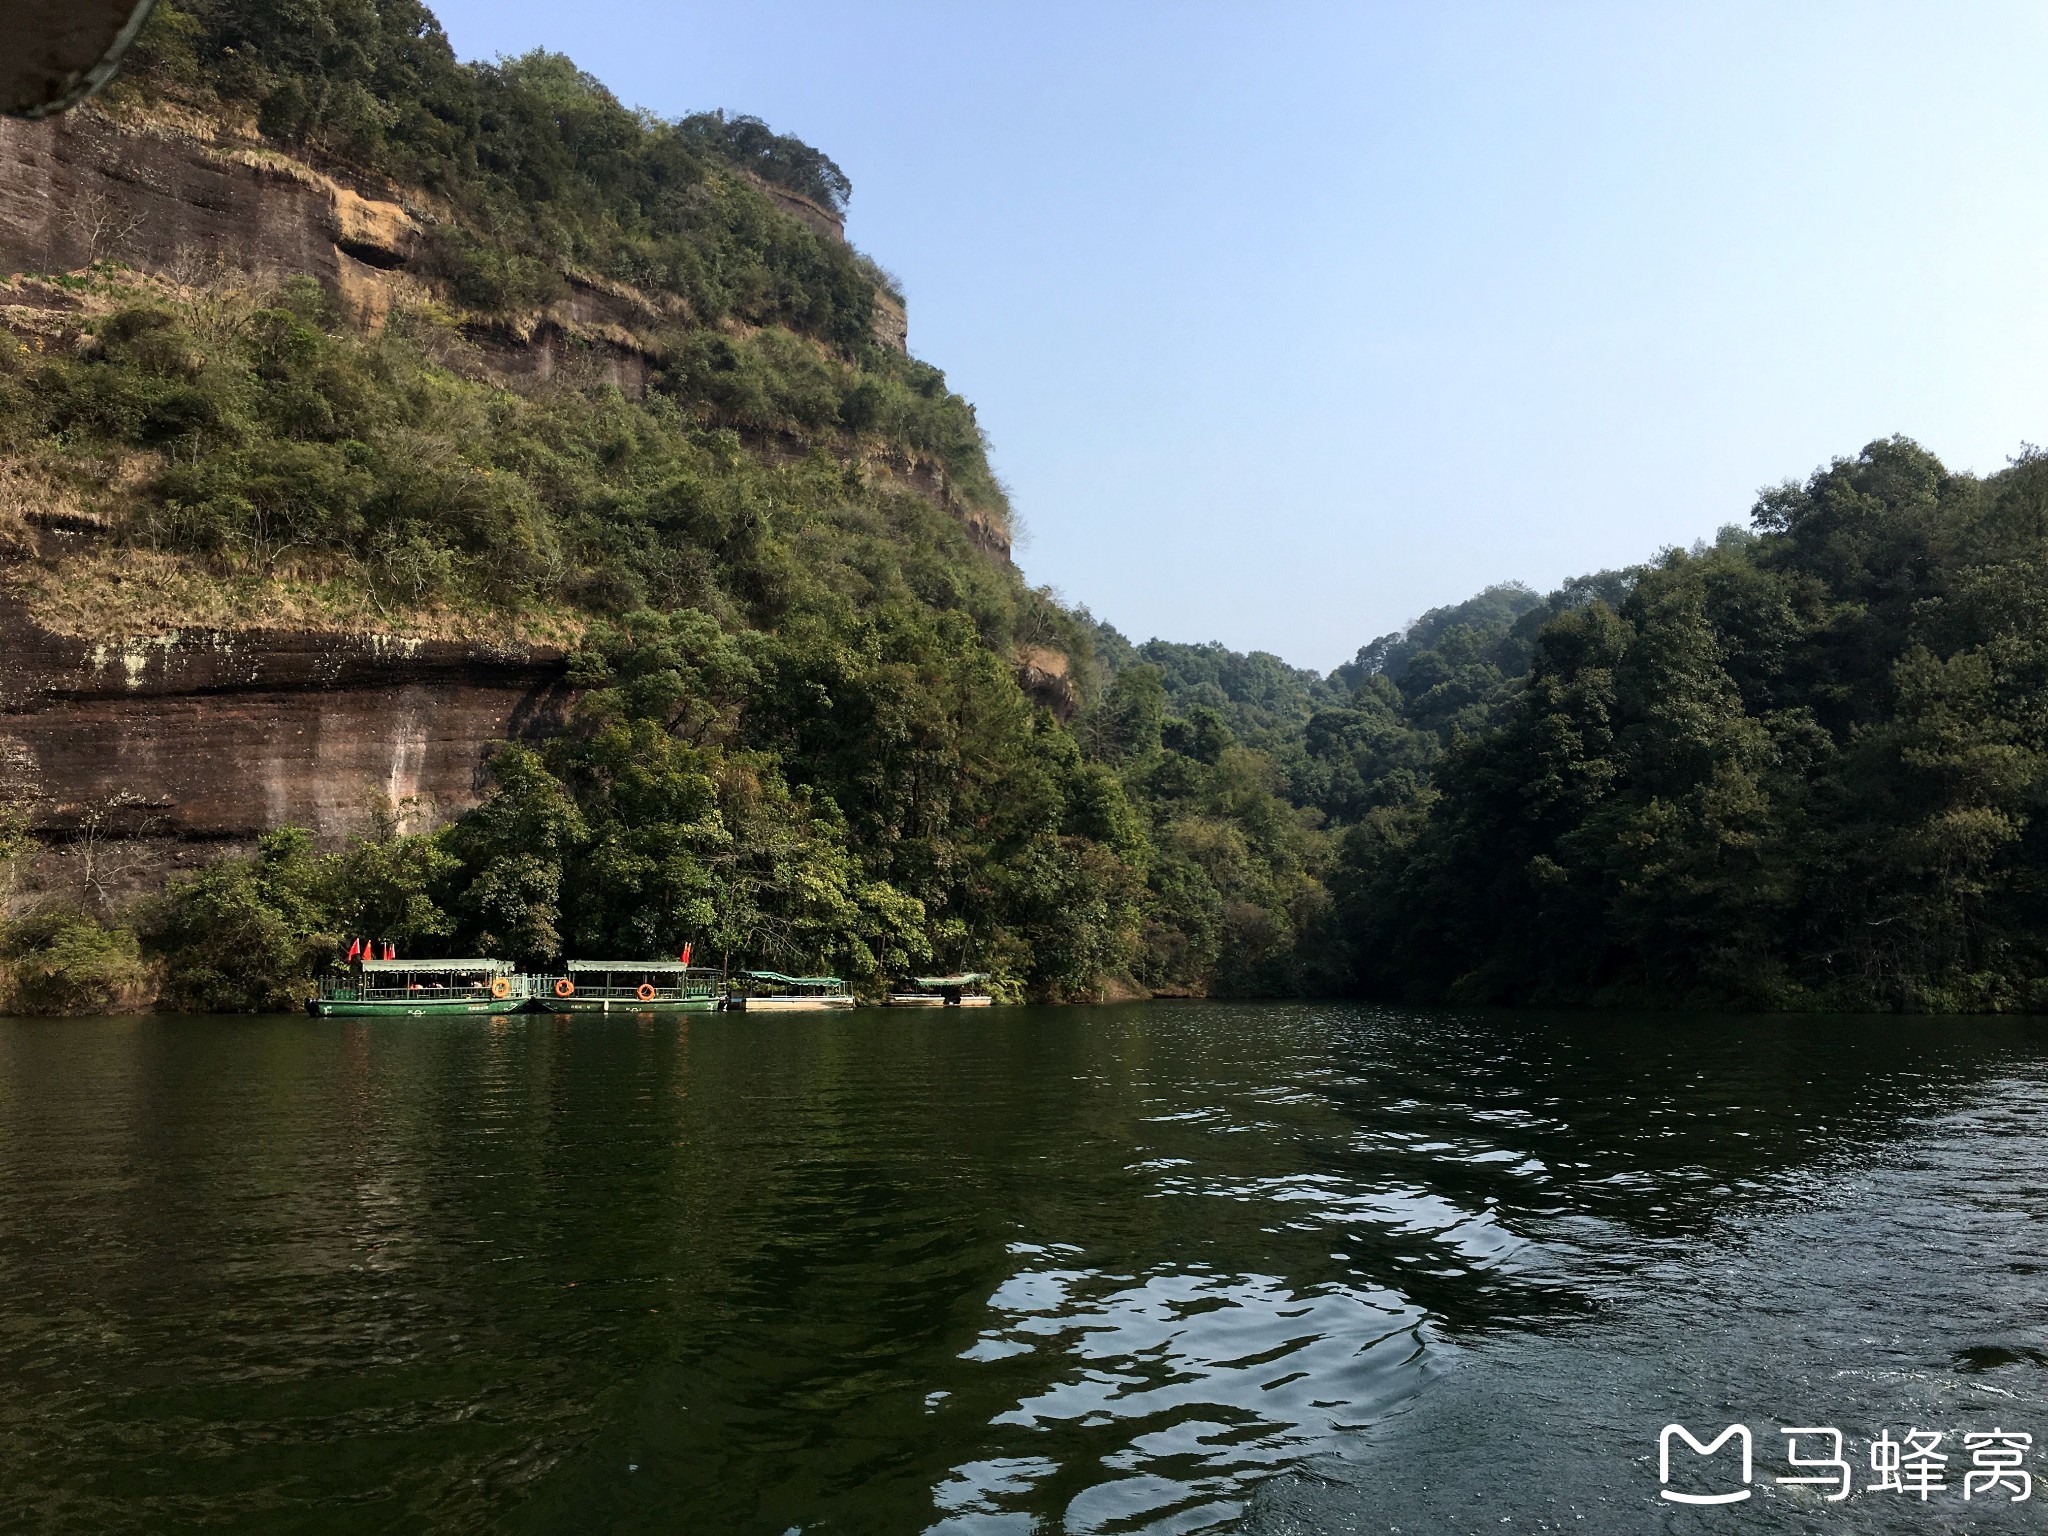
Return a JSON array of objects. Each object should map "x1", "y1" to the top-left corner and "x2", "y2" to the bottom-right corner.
[{"x1": 3, "y1": 1004, "x2": 2047, "y2": 1534}]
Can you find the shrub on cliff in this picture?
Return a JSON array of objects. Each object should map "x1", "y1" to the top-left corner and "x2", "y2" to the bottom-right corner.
[{"x1": 0, "y1": 279, "x2": 1013, "y2": 621}]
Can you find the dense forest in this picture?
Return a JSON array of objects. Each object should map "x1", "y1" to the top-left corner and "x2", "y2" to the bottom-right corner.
[
  {"x1": 1341, "y1": 441, "x2": 2048, "y2": 1013},
  {"x1": 5, "y1": 5, "x2": 2046, "y2": 1015},
  {"x1": 1095, "y1": 437, "x2": 2048, "y2": 1013}
]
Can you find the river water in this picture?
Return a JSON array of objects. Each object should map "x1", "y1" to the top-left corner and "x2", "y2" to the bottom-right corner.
[{"x1": 2, "y1": 1004, "x2": 2046, "y2": 1534}]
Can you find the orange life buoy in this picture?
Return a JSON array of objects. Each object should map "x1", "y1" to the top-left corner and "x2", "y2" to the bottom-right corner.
[
  {"x1": 636, "y1": 982, "x2": 657, "y2": 1002},
  {"x1": 555, "y1": 978, "x2": 575, "y2": 998},
  {"x1": 490, "y1": 977, "x2": 511, "y2": 1000}
]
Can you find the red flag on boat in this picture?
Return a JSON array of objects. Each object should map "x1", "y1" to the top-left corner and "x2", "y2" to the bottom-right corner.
[
  {"x1": 679, "y1": 942, "x2": 693, "y2": 968},
  {"x1": 383, "y1": 942, "x2": 396, "y2": 960},
  {"x1": 346, "y1": 937, "x2": 362, "y2": 962}
]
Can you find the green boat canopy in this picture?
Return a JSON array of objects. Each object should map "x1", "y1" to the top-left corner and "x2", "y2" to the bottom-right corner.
[
  {"x1": 357, "y1": 958, "x2": 509, "y2": 973},
  {"x1": 910, "y1": 974, "x2": 989, "y2": 988},
  {"x1": 740, "y1": 971, "x2": 844, "y2": 986}
]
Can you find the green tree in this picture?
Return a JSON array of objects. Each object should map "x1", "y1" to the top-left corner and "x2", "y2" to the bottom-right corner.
[{"x1": 153, "y1": 828, "x2": 336, "y2": 1011}]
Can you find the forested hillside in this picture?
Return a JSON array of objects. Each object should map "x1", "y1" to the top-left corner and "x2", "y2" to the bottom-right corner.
[
  {"x1": 0, "y1": 0, "x2": 1317, "y2": 1011},
  {"x1": 3, "y1": 5, "x2": 2041, "y2": 1015},
  {"x1": 1339, "y1": 439, "x2": 2048, "y2": 1012},
  {"x1": 1085, "y1": 438, "x2": 2048, "y2": 1013}
]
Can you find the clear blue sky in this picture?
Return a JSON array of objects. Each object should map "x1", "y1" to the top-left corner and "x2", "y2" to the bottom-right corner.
[{"x1": 431, "y1": 0, "x2": 2048, "y2": 672}]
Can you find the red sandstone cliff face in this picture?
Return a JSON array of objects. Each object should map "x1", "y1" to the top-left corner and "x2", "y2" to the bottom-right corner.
[
  {"x1": 0, "y1": 107, "x2": 676, "y2": 393},
  {"x1": 0, "y1": 588, "x2": 573, "y2": 902},
  {"x1": 0, "y1": 105, "x2": 907, "y2": 383},
  {"x1": 0, "y1": 109, "x2": 415, "y2": 316}
]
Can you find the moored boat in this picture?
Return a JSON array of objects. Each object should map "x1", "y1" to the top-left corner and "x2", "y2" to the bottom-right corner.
[
  {"x1": 537, "y1": 960, "x2": 725, "y2": 1014},
  {"x1": 310, "y1": 958, "x2": 522, "y2": 1017},
  {"x1": 729, "y1": 972, "x2": 856, "y2": 1011},
  {"x1": 887, "y1": 972, "x2": 994, "y2": 1007}
]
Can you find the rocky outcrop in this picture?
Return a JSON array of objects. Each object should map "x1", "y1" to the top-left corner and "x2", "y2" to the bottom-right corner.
[
  {"x1": 740, "y1": 170, "x2": 844, "y2": 243},
  {"x1": 1015, "y1": 645, "x2": 1077, "y2": 719},
  {"x1": 0, "y1": 104, "x2": 687, "y2": 387},
  {"x1": 459, "y1": 273, "x2": 668, "y2": 397},
  {"x1": 872, "y1": 290, "x2": 907, "y2": 353},
  {"x1": 0, "y1": 109, "x2": 419, "y2": 320},
  {"x1": 0, "y1": 108, "x2": 910, "y2": 366},
  {"x1": 0, "y1": 593, "x2": 574, "y2": 857}
]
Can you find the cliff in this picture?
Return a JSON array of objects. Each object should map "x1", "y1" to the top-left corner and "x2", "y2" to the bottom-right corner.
[
  {"x1": 0, "y1": 96, "x2": 1015, "y2": 887},
  {"x1": 0, "y1": 585, "x2": 571, "y2": 902},
  {"x1": 0, "y1": 104, "x2": 589, "y2": 884},
  {"x1": 0, "y1": 103, "x2": 907, "y2": 390}
]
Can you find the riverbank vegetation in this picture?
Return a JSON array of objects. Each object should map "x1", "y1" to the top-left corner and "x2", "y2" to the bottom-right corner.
[
  {"x1": 1340, "y1": 439, "x2": 2048, "y2": 1012},
  {"x1": 9, "y1": 307, "x2": 2045, "y2": 1013},
  {"x1": 1114, "y1": 438, "x2": 2048, "y2": 1012}
]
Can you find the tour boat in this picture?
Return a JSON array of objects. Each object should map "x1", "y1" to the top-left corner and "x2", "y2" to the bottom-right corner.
[
  {"x1": 886, "y1": 973, "x2": 994, "y2": 1007},
  {"x1": 537, "y1": 960, "x2": 725, "y2": 1014},
  {"x1": 309, "y1": 958, "x2": 523, "y2": 1017},
  {"x1": 728, "y1": 972, "x2": 856, "y2": 1011}
]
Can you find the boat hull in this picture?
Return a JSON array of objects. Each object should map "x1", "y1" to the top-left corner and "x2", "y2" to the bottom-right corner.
[
  {"x1": 540, "y1": 997, "x2": 722, "y2": 1014},
  {"x1": 886, "y1": 994, "x2": 947, "y2": 1007},
  {"x1": 310, "y1": 997, "x2": 525, "y2": 1018},
  {"x1": 730, "y1": 995, "x2": 856, "y2": 1011}
]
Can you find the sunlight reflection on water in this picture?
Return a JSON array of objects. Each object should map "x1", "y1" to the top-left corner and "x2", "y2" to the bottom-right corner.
[{"x1": 937, "y1": 1245, "x2": 1424, "y2": 1532}]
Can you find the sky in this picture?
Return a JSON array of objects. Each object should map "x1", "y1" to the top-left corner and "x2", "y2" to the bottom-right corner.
[{"x1": 431, "y1": 0, "x2": 2048, "y2": 673}]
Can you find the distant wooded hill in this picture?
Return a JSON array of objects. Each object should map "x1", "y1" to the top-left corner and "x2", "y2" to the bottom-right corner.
[{"x1": 1093, "y1": 437, "x2": 2048, "y2": 1011}]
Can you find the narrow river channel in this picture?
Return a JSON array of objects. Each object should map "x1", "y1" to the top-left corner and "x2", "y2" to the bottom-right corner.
[{"x1": 2, "y1": 1004, "x2": 2044, "y2": 1533}]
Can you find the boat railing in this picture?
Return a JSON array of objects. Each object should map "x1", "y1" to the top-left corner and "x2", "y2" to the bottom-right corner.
[
  {"x1": 315, "y1": 959, "x2": 516, "y2": 1004},
  {"x1": 535, "y1": 979, "x2": 723, "y2": 1001}
]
